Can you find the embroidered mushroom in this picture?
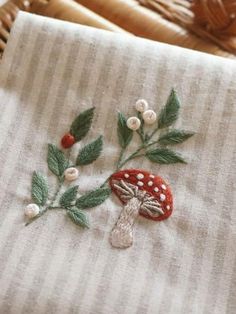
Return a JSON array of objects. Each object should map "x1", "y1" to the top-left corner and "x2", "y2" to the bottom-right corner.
[{"x1": 109, "y1": 169, "x2": 173, "y2": 248}]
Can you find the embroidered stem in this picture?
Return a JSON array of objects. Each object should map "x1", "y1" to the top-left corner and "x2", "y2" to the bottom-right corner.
[
  {"x1": 110, "y1": 197, "x2": 141, "y2": 248},
  {"x1": 48, "y1": 206, "x2": 62, "y2": 210},
  {"x1": 116, "y1": 147, "x2": 125, "y2": 170},
  {"x1": 116, "y1": 130, "x2": 164, "y2": 170},
  {"x1": 118, "y1": 152, "x2": 145, "y2": 169},
  {"x1": 101, "y1": 141, "x2": 156, "y2": 188},
  {"x1": 25, "y1": 210, "x2": 46, "y2": 226},
  {"x1": 136, "y1": 112, "x2": 145, "y2": 143},
  {"x1": 148, "y1": 126, "x2": 159, "y2": 141},
  {"x1": 51, "y1": 178, "x2": 64, "y2": 205},
  {"x1": 137, "y1": 129, "x2": 145, "y2": 143},
  {"x1": 25, "y1": 177, "x2": 64, "y2": 226},
  {"x1": 100, "y1": 133, "x2": 163, "y2": 190},
  {"x1": 145, "y1": 139, "x2": 159, "y2": 149}
]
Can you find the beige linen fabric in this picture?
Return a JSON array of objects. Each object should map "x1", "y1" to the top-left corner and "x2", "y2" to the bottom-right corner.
[{"x1": 0, "y1": 12, "x2": 235, "y2": 314}]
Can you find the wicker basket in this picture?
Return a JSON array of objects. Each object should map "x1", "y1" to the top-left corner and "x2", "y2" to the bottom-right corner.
[
  {"x1": 0, "y1": 0, "x2": 235, "y2": 58},
  {"x1": 30, "y1": 0, "x2": 129, "y2": 33},
  {"x1": 74, "y1": 0, "x2": 234, "y2": 57}
]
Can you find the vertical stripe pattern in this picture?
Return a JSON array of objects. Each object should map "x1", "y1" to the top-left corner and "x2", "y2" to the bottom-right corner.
[{"x1": 0, "y1": 12, "x2": 235, "y2": 314}]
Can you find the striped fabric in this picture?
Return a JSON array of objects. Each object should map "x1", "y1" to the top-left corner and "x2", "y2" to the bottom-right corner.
[{"x1": 0, "y1": 12, "x2": 235, "y2": 314}]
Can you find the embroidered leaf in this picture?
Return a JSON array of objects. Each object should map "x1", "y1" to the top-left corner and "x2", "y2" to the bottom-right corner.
[
  {"x1": 76, "y1": 187, "x2": 111, "y2": 209},
  {"x1": 59, "y1": 185, "x2": 78, "y2": 208},
  {"x1": 31, "y1": 171, "x2": 48, "y2": 206},
  {"x1": 47, "y1": 144, "x2": 69, "y2": 177},
  {"x1": 67, "y1": 208, "x2": 89, "y2": 228},
  {"x1": 158, "y1": 129, "x2": 195, "y2": 145},
  {"x1": 70, "y1": 107, "x2": 95, "y2": 142},
  {"x1": 158, "y1": 89, "x2": 180, "y2": 129},
  {"x1": 117, "y1": 112, "x2": 133, "y2": 148},
  {"x1": 146, "y1": 148, "x2": 186, "y2": 164},
  {"x1": 76, "y1": 136, "x2": 103, "y2": 166}
]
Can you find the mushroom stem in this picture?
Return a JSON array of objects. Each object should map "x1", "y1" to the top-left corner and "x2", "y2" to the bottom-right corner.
[{"x1": 110, "y1": 197, "x2": 141, "y2": 248}]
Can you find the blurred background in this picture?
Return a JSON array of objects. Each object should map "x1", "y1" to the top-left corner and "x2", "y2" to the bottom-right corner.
[{"x1": 0, "y1": 0, "x2": 236, "y2": 58}]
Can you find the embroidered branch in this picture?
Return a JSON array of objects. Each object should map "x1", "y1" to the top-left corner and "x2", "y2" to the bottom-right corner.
[
  {"x1": 25, "y1": 108, "x2": 110, "y2": 228},
  {"x1": 115, "y1": 89, "x2": 195, "y2": 170}
]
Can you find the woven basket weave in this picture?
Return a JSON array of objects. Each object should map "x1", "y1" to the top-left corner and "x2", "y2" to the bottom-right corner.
[
  {"x1": 0, "y1": 0, "x2": 235, "y2": 58},
  {"x1": 138, "y1": 0, "x2": 236, "y2": 54},
  {"x1": 30, "y1": 0, "x2": 128, "y2": 33},
  {"x1": 75, "y1": 0, "x2": 234, "y2": 57}
]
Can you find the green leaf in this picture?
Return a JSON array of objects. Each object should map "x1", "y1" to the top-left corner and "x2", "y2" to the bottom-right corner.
[
  {"x1": 70, "y1": 107, "x2": 95, "y2": 142},
  {"x1": 117, "y1": 112, "x2": 133, "y2": 148},
  {"x1": 67, "y1": 208, "x2": 89, "y2": 228},
  {"x1": 158, "y1": 89, "x2": 180, "y2": 129},
  {"x1": 146, "y1": 148, "x2": 186, "y2": 164},
  {"x1": 31, "y1": 171, "x2": 48, "y2": 206},
  {"x1": 76, "y1": 136, "x2": 103, "y2": 166},
  {"x1": 47, "y1": 144, "x2": 69, "y2": 177},
  {"x1": 76, "y1": 187, "x2": 111, "y2": 209},
  {"x1": 158, "y1": 129, "x2": 195, "y2": 145},
  {"x1": 59, "y1": 185, "x2": 78, "y2": 208}
]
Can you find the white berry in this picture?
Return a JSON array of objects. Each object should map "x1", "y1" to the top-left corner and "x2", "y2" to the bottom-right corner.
[
  {"x1": 25, "y1": 204, "x2": 40, "y2": 218},
  {"x1": 126, "y1": 117, "x2": 141, "y2": 130},
  {"x1": 135, "y1": 99, "x2": 149, "y2": 112},
  {"x1": 142, "y1": 110, "x2": 157, "y2": 125},
  {"x1": 64, "y1": 167, "x2": 79, "y2": 181}
]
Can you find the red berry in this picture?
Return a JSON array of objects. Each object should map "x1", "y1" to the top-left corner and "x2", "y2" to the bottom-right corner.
[{"x1": 61, "y1": 133, "x2": 75, "y2": 149}]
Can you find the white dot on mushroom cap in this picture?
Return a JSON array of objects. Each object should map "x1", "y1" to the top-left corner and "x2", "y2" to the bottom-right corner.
[
  {"x1": 166, "y1": 205, "x2": 170, "y2": 210},
  {"x1": 154, "y1": 187, "x2": 159, "y2": 192},
  {"x1": 160, "y1": 193, "x2": 166, "y2": 201},
  {"x1": 136, "y1": 173, "x2": 144, "y2": 180},
  {"x1": 148, "y1": 181, "x2": 153, "y2": 186},
  {"x1": 124, "y1": 173, "x2": 129, "y2": 178},
  {"x1": 137, "y1": 181, "x2": 144, "y2": 186},
  {"x1": 150, "y1": 174, "x2": 154, "y2": 179},
  {"x1": 161, "y1": 184, "x2": 167, "y2": 190}
]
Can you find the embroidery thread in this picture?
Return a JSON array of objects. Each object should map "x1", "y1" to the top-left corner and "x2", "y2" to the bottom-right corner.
[{"x1": 25, "y1": 108, "x2": 111, "y2": 228}]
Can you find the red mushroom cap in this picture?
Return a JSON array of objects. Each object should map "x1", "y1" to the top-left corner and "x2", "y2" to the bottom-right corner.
[{"x1": 109, "y1": 169, "x2": 173, "y2": 221}]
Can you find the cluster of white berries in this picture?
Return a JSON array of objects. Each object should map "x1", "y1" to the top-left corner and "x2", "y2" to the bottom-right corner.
[{"x1": 126, "y1": 99, "x2": 157, "y2": 131}]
